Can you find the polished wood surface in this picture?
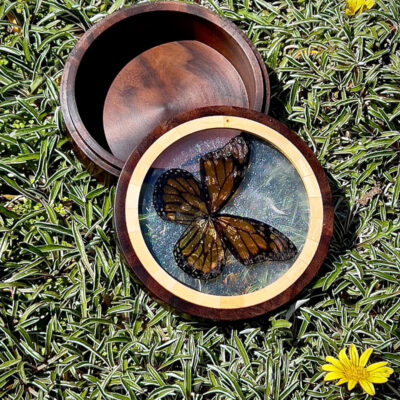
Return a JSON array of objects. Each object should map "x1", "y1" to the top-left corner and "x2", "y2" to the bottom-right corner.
[
  {"x1": 103, "y1": 41, "x2": 249, "y2": 162},
  {"x1": 114, "y1": 106, "x2": 334, "y2": 321},
  {"x1": 60, "y1": 2, "x2": 270, "y2": 178}
]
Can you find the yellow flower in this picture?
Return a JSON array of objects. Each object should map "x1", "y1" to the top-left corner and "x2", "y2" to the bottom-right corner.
[
  {"x1": 345, "y1": 0, "x2": 375, "y2": 16},
  {"x1": 322, "y1": 345, "x2": 394, "y2": 396},
  {"x1": 6, "y1": 14, "x2": 22, "y2": 35}
]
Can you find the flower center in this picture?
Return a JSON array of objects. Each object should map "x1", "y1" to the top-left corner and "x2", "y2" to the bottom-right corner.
[{"x1": 346, "y1": 364, "x2": 369, "y2": 381}]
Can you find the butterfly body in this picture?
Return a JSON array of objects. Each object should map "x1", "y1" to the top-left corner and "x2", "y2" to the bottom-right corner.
[{"x1": 153, "y1": 135, "x2": 297, "y2": 280}]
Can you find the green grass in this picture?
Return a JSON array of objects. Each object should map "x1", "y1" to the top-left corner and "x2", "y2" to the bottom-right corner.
[{"x1": 0, "y1": 0, "x2": 399, "y2": 398}]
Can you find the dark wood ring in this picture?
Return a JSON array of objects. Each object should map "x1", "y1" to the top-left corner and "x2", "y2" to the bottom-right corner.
[{"x1": 114, "y1": 106, "x2": 333, "y2": 321}]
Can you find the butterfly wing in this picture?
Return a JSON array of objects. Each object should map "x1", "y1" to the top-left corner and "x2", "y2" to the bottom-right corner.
[
  {"x1": 153, "y1": 169, "x2": 208, "y2": 225},
  {"x1": 215, "y1": 214, "x2": 297, "y2": 265},
  {"x1": 174, "y1": 217, "x2": 225, "y2": 280},
  {"x1": 200, "y1": 135, "x2": 250, "y2": 213}
]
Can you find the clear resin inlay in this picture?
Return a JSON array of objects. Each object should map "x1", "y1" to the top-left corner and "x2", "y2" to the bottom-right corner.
[{"x1": 138, "y1": 130, "x2": 309, "y2": 296}]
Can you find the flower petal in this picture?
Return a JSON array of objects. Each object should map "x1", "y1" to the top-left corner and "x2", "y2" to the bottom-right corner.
[
  {"x1": 368, "y1": 375, "x2": 388, "y2": 384},
  {"x1": 336, "y1": 378, "x2": 348, "y2": 386},
  {"x1": 359, "y1": 348, "x2": 373, "y2": 367},
  {"x1": 346, "y1": 0, "x2": 363, "y2": 15},
  {"x1": 370, "y1": 367, "x2": 394, "y2": 378},
  {"x1": 349, "y1": 344, "x2": 359, "y2": 366},
  {"x1": 366, "y1": 361, "x2": 388, "y2": 372},
  {"x1": 357, "y1": 5, "x2": 364, "y2": 15},
  {"x1": 324, "y1": 372, "x2": 343, "y2": 381},
  {"x1": 379, "y1": 367, "x2": 393, "y2": 376},
  {"x1": 381, "y1": 367, "x2": 394, "y2": 377},
  {"x1": 364, "y1": 0, "x2": 375, "y2": 9},
  {"x1": 359, "y1": 380, "x2": 375, "y2": 396},
  {"x1": 348, "y1": 380, "x2": 357, "y2": 390},
  {"x1": 325, "y1": 356, "x2": 344, "y2": 370},
  {"x1": 338, "y1": 349, "x2": 350, "y2": 368},
  {"x1": 348, "y1": 0, "x2": 360, "y2": 9},
  {"x1": 321, "y1": 364, "x2": 343, "y2": 373},
  {"x1": 345, "y1": 0, "x2": 356, "y2": 15}
]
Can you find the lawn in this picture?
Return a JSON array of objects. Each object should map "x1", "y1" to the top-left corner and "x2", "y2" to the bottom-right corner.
[{"x1": 0, "y1": 0, "x2": 400, "y2": 399}]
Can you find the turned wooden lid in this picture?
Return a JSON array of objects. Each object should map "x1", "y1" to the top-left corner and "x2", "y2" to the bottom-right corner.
[
  {"x1": 103, "y1": 40, "x2": 249, "y2": 162},
  {"x1": 115, "y1": 106, "x2": 333, "y2": 321}
]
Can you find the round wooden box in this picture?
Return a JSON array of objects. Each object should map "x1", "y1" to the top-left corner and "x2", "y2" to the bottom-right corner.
[
  {"x1": 60, "y1": 2, "x2": 270, "y2": 181},
  {"x1": 115, "y1": 107, "x2": 333, "y2": 321}
]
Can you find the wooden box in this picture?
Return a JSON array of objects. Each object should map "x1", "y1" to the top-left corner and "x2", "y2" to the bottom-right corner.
[{"x1": 60, "y1": 2, "x2": 270, "y2": 180}]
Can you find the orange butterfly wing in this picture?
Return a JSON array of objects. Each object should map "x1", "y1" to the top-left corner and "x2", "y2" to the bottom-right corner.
[
  {"x1": 215, "y1": 214, "x2": 297, "y2": 265},
  {"x1": 200, "y1": 135, "x2": 250, "y2": 213},
  {"x1": 174, "y1": 218, "x2": 225, "y2": 280},
  {"x1": 153, "y1": 169, "x2": 208, "y2": 225}
]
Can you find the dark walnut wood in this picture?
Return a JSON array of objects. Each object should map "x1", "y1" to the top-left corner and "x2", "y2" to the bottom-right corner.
[
  {"x1": 60, "y1": 2, "x2": 270, "y2": 179},
  {"x1": 103, "y1": 40, "x2": 249, "y2": 162},
  {"x1": 114, "y1": 106, "x2": 334, "y2": 322}
]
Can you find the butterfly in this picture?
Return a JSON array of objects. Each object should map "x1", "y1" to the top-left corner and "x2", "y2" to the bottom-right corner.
[{"x1": 153, "y1": 135, "x2": 297, "y2": 280}]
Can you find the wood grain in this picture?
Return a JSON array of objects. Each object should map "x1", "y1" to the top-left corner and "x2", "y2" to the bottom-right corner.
[{"x1": 103, "y1": 41, "x2": 249, "y2": 161}]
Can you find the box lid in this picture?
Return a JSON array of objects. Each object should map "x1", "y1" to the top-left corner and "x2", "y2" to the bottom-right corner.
[{"x1": 114, "y1": 106, "x2": 333, "y2": 321}]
